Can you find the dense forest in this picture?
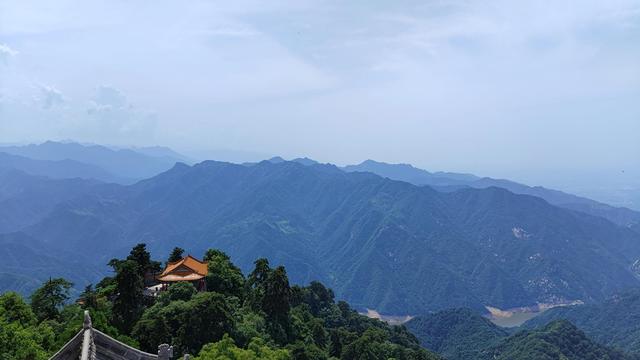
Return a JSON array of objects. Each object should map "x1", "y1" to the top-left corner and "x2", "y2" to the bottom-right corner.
[
  {"x1": 0, "y1": 244, "x2": 437, "y2": 360},
  {"x1": 406, "y1": 308, "x2": 638, "y2": 360},
  {"x1": 405, "y1": 308, "x2": 509, "y2": 360},
  {"x1": 523, "y1": 289, "x2": 640, "y2": 355},
  {"x1": 5, "y1": 158, "x2": 640, "y2": 315},
  {"x1": 484, "y1": 320, "x2": 633, "y2": 360}
]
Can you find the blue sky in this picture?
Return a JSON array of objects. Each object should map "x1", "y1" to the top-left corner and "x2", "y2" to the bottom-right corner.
[{"x1": 0, "y1": 0, "x2": 639, "y2": 197}]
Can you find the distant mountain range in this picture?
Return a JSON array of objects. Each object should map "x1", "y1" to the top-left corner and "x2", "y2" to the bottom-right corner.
[
  {"x1": 343, "y1": 160, "x2": 480, "y2": 186},
  {"x1": 1, "y1": 142, "x2": 640, "y2": 316},
  {"x1": 0, "y1": 232, "x2": 104, "y2": 296},
  {"x1": 0, "y1": 168, "x2": 102, "y2": 233},
  {"x1": 2, "y1": 158, "x2": 640, "y2": 315},
  {"x1": 0, "y1": 152, "x2": 125, "y2": 183},
  {"x1": 2, "y1": 143, "x2": 637, "y2": 228},
  {"x1": 0, "y1": 141, "x2": 187, "y2": 183},
  {"x1": 344, "y1": 160, "x2": 640, "y2": 228},
  {"x1": 406, "y1": 307, "x2": 636, "y2": 360}
]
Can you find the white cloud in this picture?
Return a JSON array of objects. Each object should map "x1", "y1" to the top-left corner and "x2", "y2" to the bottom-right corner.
[
  {"x1": 0, "y1": 0, "x2": 638, "y2": 190},
  {"x1": 90, "y1": 85, "x2": 128, "y2": 109},
  {"x1": 0, "y1": 43, "x2": 18, "y2": 64},
  {"x1": 204, "y1": 26, "x2": 258, "y2": 38},
  {"x1": 86, "y1": 85, "x2": 157, "y2": 141},
  {"x1": 37, "y1": 84, "x2": 65, "y2": 109}
]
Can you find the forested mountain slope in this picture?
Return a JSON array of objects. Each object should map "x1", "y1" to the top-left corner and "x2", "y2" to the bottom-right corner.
[
  {"x1": 485, "y1": 320, "x2": 633, "y2": 360},
  {"x1": 0, "y1": 232, "x2": 104, "y2": 295},
  {"x1": 405, "y1": 308, "x2": 508, "y2": 360},
  {"x1": 10, "y1": 160, "x2": 640, "y2": 314},
  {"x1": 523, "y1": 290, "x2": 640, "y2": 355},
  {"x1": 0, "y1": 169, "x2": 102, "y2": 232},
  {"x1": 405, "y1": 308, "x2": 637, "y2": 360}
]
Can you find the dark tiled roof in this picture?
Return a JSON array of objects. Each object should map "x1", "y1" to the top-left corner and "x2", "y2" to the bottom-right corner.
[{"x1": 49, "y1": 311, "x2": 166, "y2": 360}]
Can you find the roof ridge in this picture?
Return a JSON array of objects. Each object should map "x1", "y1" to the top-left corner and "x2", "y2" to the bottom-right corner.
[{"x1": 158, "y1": 253, "x2": 208, "y2": 279}]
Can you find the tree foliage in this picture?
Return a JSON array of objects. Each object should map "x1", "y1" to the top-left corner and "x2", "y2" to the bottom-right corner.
[
  {"x1": 485, "y1": 320, "x2": 631, "y2": 360},
  {"x1": 204, "y1": 249, "x2": 245, "y2": 298},
  {"x1": 523, "y1": 289, "x2": 640, "y2": 355},
  {"x1": 168, "y1": 247, "x2": 185, "y2": 263},
  {"x1": 29, "y1": 278, "x2": 73, "y2": 322},
  {"x1": 195, "y1": 334, "x2": 289, "y2": 360},
  {"x1": 405, "y1": 308, "x2": 509, "y2": 360},
  {"x1": 1, "y1": 244, "x2": 437, "y2": 360},
  {"x1": 1, "y1": 291, "x2": 55, "y2": 360},
  {"x1": 128, "y1": 243, "x2": 162, "y2": 275},
  {"x1": 112, "y1": 259, "x2": 145, "y2": 333}
]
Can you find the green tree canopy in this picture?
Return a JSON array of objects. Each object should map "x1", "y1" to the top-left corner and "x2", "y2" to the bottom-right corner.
[
  {"x1": 29, "y1": 278, "x2": 73, "y2": 322},
  {"x1": 127, "y1": 243, "x2": 162, "y2": 275},
  {"x1": 5, "y1": 246, "x2": 438, "y2": 360},
  {"x1": 79, "y1": 284, "x2": 98, "y2": 309},
  {"x1": 263, "y1": 266, "x2": 292, "y2": 344},
  {"x1": 112, "y1": 259, "x2": 144, "y2": 333},
  {"x1": 195, "y1": 334, "x2": 290, "y2": 360},
  {"x1": 167, "y1": 247, "x2": 185, "y2": 263},
  {"x1": 0, "y1": 291, "x2": 37, "y2": 326},
  {"x1": 166, "y1": 282, "x2": 197, "y2": 302},
  {"x1": 1, "y1": 289, "x2": 57, "y2": 360},
  {"x1": 204, "y1": 249, "x2": 245, "y2": 299},
  {"x1": 175, "y1": 292, "x2": 235, "y2": 355}
]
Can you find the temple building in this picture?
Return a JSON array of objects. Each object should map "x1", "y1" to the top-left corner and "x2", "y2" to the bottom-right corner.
[
  {"x1": 156, "y1": 255, "x2": 208, "y2": 291},
  {"x1": 50, "y1": 311, "x2": 182, "y2": 360}
]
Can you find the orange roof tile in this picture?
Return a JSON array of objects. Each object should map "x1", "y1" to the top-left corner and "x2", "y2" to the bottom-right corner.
[{"x1": 158, "y1": 254, "x2": 208, "y2": 280}]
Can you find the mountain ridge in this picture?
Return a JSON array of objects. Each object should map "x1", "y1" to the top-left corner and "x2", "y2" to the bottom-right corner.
[
  {"x1": 405, "y1": 308, "x2": 509, "y2": 360},
  {"x1": 0, "y1": 141, "x2": 186, "y2": 182},
  {"x1": 522, "y1": 289, "x2": 640, "y2": 355},
  {"x1": 2, "y1": 159, "x2": 637, "y2": 314},
  {"x1": 344, "y1": 159, "x2": 640, "y2": 227},
  {"x1": 485, "y1": 320, "x2": 632, "y2": 360},
  {"x1": 0, "y1": 151, "x2": 124, "y2": 183}
]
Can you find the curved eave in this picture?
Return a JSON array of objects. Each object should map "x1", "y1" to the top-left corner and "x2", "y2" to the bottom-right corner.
[{"x1": 156, "y1": 274, "x2": 205, "y2": 282}]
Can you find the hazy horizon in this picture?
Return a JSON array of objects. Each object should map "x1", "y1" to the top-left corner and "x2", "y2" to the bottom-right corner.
[{"x1": 1, "y1": 0, "x2": 639, "y2": 194}]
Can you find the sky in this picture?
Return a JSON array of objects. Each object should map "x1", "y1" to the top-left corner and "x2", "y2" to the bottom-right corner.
[{"x1": 0, "y1": 0, "x2": 639, "y2": 197}]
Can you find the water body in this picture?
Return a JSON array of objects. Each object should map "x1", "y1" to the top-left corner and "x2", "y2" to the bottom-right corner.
[
  {"x1": 363, "y1": 309, "x2": 413, "y2": 325},
  {"x1": 485, "y1": 301, "x2": 583, "y2": 327},
  {"x1": 486, "y1": 310, "x2": 541, "y2": 327}
]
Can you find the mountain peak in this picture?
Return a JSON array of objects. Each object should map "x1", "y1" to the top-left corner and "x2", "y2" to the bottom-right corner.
[{"x1": 291, "y1": 157, "x2": 319, "y2": 166}]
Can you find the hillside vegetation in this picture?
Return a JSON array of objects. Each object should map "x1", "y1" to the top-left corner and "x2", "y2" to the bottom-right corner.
[
  {"x1": 405, "y1": 308, "x2": 508, "y2": 360},
  {"x1": 523, "y1": 290, "x2": 640, "y2": 355},
  {"x1": 485, "y1": 320, "x2": 632, "y2": 360},
  {"x1": 19, "y1": 161, "x2": 640, "y2": 313},
  {"x1": 407, "y1": 308, "x2": 637, "y2": 360},
  {"x1": 0, "y1": 244, "x2": 436, "y2": 360},
  {"x1": 2, "y1": 160, "x2": 640, "y2": 314}
]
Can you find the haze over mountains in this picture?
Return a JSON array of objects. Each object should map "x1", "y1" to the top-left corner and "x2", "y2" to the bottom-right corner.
[
  {"x1": 344, "y1": 160, "x2": 640, "y2": 227},
  {"x1": 1, "y1": 141, "x2": 640, "y2": 316},
  {"x1": 0, "y1": 141, "x2": 188, "y2": 183},
  {"x1": 0, "y1": 152, "x2": 119, "y2": 183}
]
